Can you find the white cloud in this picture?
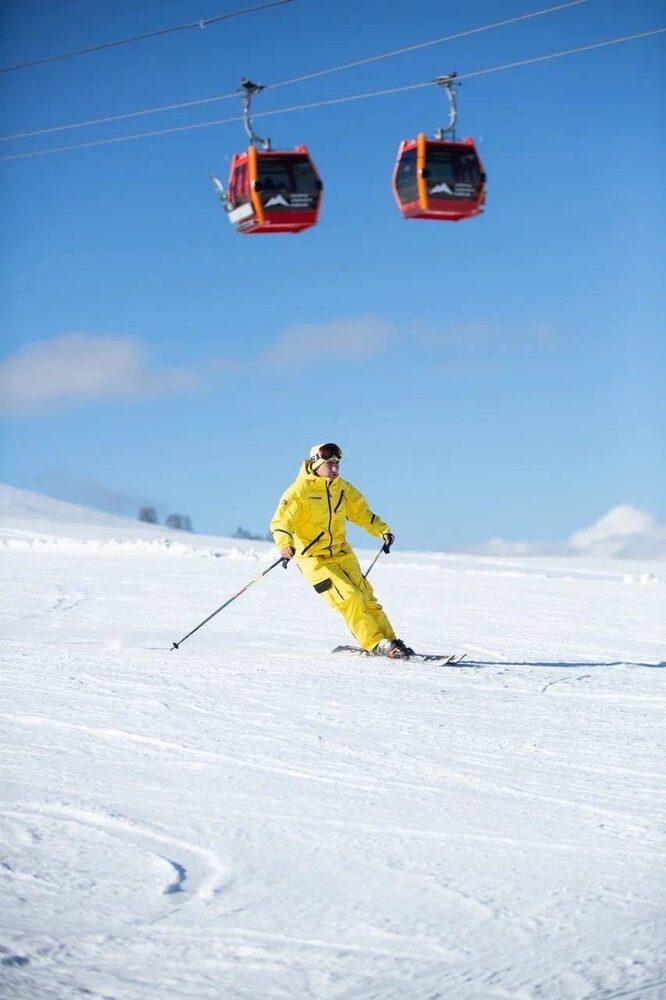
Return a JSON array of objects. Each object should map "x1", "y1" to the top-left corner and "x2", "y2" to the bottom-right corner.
[
  {"x1": 0, "y1": 333, "x2": 197, "y2": 416},
  {"x1": 414, "y1": 320, "x2": 559, "y2": 354},
  {"x1": 569, "y1": 505, "x2": 665, "y2": 558},
  {"x1": 260, "y1": 316, "x2": 392, "y2": 368},
  {"x1": 465, "y1": 538, "x2": 569, "y2": 557},
  {"x1": 211, "y1": 315, "x2": 556, "y2": 374},
  {"x1": 569, "y1": 504, "x2": 654, "y2": 549},
  {"x1": 467, "y1": 504, "x2": 666, "y2": 559}
]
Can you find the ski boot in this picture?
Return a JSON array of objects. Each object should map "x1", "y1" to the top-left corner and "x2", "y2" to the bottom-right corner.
[{"x1": 374, "y1": 638, "x2": 415, "y2": 659}]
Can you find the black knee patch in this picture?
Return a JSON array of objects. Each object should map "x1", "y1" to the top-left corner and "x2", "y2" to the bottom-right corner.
[{"x1": 314, "y1": 578, "x2": 332, "y2": 594}]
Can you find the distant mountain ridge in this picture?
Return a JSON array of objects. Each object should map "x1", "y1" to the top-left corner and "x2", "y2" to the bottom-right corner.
[{"x1": 1, "y1": 484, "x2": 664, "y2": 558}]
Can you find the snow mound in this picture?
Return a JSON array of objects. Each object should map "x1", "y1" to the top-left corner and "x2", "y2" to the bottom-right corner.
[{"x1": 0, "y1": 483, "x2": 140, "y2": 528}]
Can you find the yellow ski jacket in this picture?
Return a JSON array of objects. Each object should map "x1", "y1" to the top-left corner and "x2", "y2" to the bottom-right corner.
[{"x1": 270, "y1": 460, "x2": 391, "y2": 560}]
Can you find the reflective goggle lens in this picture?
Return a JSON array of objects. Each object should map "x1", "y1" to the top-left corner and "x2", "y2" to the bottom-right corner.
[{"x1": 317, "y1": 443, "x2": 342, "y2": 462}]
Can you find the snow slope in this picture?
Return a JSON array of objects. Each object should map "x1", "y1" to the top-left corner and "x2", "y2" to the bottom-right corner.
[{"x1": 1, "y1": 486, "x2": 665, "y2": 999}]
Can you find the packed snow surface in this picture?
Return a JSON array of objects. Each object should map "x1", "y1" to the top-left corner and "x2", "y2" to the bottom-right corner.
[{"x1": 1, "y1": 485, "x2": 665, "y2": 999}]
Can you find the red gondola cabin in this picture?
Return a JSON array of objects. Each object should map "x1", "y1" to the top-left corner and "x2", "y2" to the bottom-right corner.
[
  {"x1": 392, "y1": 133, "x2": 486, "y2": 222},
  {"x1": 226, "y1": 145, "x2": 323, "y2": 235}
]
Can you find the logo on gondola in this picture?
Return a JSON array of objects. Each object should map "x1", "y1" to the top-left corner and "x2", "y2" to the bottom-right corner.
[
  {"x1": 429, "y1": 182, "x2": 454, "y2": 195},
  {"x1": 265, "y1": 194, "x2": 290, "y2": 208}
]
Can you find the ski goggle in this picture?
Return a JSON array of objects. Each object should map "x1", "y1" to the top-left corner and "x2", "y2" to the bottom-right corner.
[
  {"x1": 312, "y1": 443, "x2": 342, "y2": 463},
  {"x1": 310, "y1": 442, "x2": 342, "y2": 472}
]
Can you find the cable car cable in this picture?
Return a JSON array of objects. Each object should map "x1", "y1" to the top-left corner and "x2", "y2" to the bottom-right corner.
[
  {"x1": 0, "y1": 0, "x2": 294, "y2": 75},
  {"x1": 267, "y1": 0, "x2": 588, "y2": 90},
  {"x1": 1, "y1": 0, "x2": 586, "y2": 143},
  {"x1": 1, "y1": 25, "x2": 664, "y2": 162}
]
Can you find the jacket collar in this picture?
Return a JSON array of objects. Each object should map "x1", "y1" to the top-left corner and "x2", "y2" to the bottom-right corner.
[{"x1": 297, "y1": 461, "x2": 344, "y2": 489}]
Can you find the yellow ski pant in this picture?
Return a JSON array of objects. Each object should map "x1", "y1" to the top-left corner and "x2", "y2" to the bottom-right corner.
[{"x1": 297, "y1": 549, "x2": 396, "y2": 651}]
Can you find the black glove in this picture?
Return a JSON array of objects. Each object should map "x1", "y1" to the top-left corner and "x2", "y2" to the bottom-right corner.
[{"x1": 382, "y1": 532, "x2": 395, "y2": 553}]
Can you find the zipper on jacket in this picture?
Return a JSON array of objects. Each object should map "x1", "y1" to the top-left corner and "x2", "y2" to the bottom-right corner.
[
  {"x1": 301, "y1": 530, "x2": 324, "y2": 555},
  {"x1": 325, "y1": 482, "x2": 333, "y2": 556},
  {"x1": 333, "y1": 489, "x2": 345, "y2": 513}
]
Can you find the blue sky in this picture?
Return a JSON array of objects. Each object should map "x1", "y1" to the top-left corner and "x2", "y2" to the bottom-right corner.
[{"x1": 1, "y1": 0, "x2": 664, "y2": 549}]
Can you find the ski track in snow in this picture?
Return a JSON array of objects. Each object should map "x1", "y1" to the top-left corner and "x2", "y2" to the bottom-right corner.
[{"x1": 1, "y1": 516, "x2": 665, "y2": 999}]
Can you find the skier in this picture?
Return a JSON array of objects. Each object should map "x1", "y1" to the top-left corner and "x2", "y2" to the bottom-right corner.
[{"x1": 270, "y1": 442, "x2": 415, "y2": 659}]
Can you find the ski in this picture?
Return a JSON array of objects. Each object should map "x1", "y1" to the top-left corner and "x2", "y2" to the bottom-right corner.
[{"x1": 331, "y1": 645, "x2": 466, "y2": 665}]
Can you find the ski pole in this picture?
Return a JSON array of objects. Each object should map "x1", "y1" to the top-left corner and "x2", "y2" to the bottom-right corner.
[
  {"x1": 171, "y1": 556, "x2": 288, "y2": 650},
  {"x1": 363, "y1": 536, "x2": 393, "y2": 579}
]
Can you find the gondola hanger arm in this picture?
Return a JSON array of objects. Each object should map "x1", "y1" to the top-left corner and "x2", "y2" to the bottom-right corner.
[
  {"x1": 239, "y1": 78, "x2": 271, "y2": 150},
  {"x1": 433, "y1": 72, "x2": 459, "y2": 140}
]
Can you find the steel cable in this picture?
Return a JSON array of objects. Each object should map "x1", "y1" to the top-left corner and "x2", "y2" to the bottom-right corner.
[{"x1": 1, "y1": 25, "x2": 664, "y2": 162}]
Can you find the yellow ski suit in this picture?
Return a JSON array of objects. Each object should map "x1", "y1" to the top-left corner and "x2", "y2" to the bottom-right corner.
[{"x1": 270, "y1": 461, "x2": 396, "y2": 651}]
